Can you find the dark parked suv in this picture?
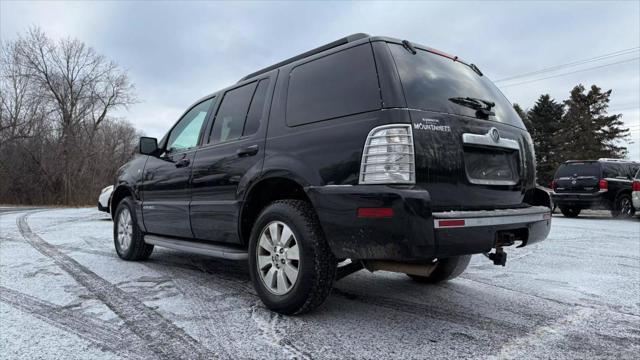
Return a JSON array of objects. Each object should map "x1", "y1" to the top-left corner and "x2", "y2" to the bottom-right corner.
[
  {"x1": 111, "y1": 34, "x2": 552, "y2": 314},
  {"x1": 551, "y1": 159, "x2": 640, "y2": 218}
]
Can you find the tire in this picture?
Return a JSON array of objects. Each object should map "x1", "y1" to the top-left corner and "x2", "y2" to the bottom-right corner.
[
  {"x1": 113, "y1": 197, "x2": 154, "y2": 261},
  {"x1": 611, "y1": 193, "x2": 635, "y2": 218},
  {"x1": 248, "y1": 200, "x2": 336, "y2": 315},
  {"x1": 560, "y1": 206, "x2": 581, "y2": 218},
  {"x1": 407, "y1": 255, "x2": 471, "y2": 284}
]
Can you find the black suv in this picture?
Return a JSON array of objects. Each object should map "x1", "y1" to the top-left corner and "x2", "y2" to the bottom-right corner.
[
  {"x1": 111, "y1": 34, "x2": 552, "y2": 314},
  {"x1": 551, "y1": 159, "x2": 640, "y2": 218}
]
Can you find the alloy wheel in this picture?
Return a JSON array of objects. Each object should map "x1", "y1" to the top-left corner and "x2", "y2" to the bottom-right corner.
[
  {"x1": 256, "y1": 221, "x2": 300, "y2": 295},
  {"x1": 117, "y1": 208, "x2": 133, "y2": 252},
  {"x1": 620, "y1": 198, "x2": 633, "y2": 217}
]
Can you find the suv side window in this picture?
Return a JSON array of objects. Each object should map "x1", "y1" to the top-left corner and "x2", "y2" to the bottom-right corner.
[
  {"x1": 627, "y1": 164, "x2": 640, "y2": 179},
  {"x1": 286, "y1": 44, "x2": 380, "y2": 126},
  {"x1": 243, "y1": 79, "x2": 269, "y2": 137},
  {"x1": 603, "y1": 163, "x2": 626, "y2": 179},
  {"x1": 166, "y1": 98, "x2": 214, "y2": 152},
  {"x1": 210, "y1": 82, "x2": 257, "y2": 144}
]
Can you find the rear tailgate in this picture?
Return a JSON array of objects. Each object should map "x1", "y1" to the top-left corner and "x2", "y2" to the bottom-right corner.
[
  {"x1": 385, "y1": 41, "x2": 535, "y2": 211},
  {"x1": 410, "y1": 110, "x2": 535, "y2": 211},
  {"x1": 554, "y1": 162, "x2": 601, "y2": 193}
]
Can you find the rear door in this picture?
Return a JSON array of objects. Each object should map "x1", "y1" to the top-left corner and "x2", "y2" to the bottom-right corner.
[
  {"x1": 387, "y1": 42, "x2": 535, "y2": 211},
  {"x1": 190, "y1": 76, "x2": 274, "y2": 243},
  {"x1": 141, "y1": 97, "x2": 215, "y2": 238},
  {"x1": 554, "y1": 162, "x2": 602, "y2": 193}
]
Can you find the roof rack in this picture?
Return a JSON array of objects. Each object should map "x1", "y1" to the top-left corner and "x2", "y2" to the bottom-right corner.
[
  {"x1": 598, "y1": 158, "x2": 639, "y2": 163},
  {"x1": 238, "y1": 33, "x2": 370, "y2": 82}
]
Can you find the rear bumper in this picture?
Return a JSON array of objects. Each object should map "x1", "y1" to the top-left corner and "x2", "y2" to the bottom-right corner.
[
  {"x1": 306, "y1": 185, "x2": 552, "y2": 261},
  {"x1": 551, "y1": 191, "x2": 609, "y2": 209}
]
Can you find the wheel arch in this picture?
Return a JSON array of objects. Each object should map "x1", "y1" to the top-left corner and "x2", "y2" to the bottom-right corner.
[
  {"x1": 110, "y1": 185, "x2": 135, "y2": 220},
  {"x1": 239, "y1": 174, "x2": 316, "y2": 247}
]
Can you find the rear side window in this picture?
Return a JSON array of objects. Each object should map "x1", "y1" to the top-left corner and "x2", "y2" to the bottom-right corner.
[
  {"x1": 627, "y1": 164, "x2": 640, "y2": 179},
  {"x1": 210, "y1": 82, "x2": 257, "y2": 144},
  {"x1": 555, "y1": 163, "x2": 601, "y2": 178},
  {"x1": 286, "y1": 44, "x2": 380, "y2": 126},
  {"x1": 243, "y1": 79, "x2": 269, "y2": 136},
  {"x1": 602, "y1": 163, "x2": 625, "y2": 179}
]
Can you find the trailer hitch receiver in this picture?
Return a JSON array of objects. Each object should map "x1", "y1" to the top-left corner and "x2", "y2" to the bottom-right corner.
[{"x1": 484, "y1": 247, "x2": 507, "y2": 266}]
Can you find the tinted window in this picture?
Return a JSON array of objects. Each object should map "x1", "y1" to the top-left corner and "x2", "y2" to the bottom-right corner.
[
  {"x1": 555, "y1": 162, "x2": 601, "y2": 178},
  {"x1": 388, "y1": 43, "x2": 525, "y2": 129},
  {"x1": 602, "y1": 163, "x2": 625, "y2": 178},
  {"x1": 286, "y1": 44, "x2": 380, "y2": 126},
  {"x1": 627, "y1": 164, "x2": 640, "y2": 179},
  {"x1": 243, "y1": 79, "x2": 269, "y2": 136},
  {"x1": 167, "y1": 98, "x2": 213, "y2": 152},
  {"x1": 210, "y1": 83, "x2": 257, "y2": 144}
]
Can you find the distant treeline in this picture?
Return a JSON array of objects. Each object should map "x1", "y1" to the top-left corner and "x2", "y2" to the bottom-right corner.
[
  {"x1": 513, "y1": 85, "x2": 629, "y2": 187},
  {"x1": 0, "y1": 28, "x2": 631, "y2": 205},
  {"x1": 0, "y1": 28, "x2": 139, "y2": 205}
]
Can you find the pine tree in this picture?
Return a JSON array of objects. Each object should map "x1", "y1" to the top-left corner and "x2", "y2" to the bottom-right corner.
[
  {"x1": 560, "y1": 84, "x2": 629, "y2": 161},
  {"x1": 513, "y1": 103, "x2": 531, "y2": 130},
  {"x1": 526, "y1": 95, "x2": 564, "y2": 186}
]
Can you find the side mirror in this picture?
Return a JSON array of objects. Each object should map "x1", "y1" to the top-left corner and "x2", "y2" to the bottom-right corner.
[{"x1": 139, "y1": 137, "x2": 158, "y2": 155}]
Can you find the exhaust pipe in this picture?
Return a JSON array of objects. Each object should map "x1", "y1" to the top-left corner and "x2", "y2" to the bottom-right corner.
[{"x1": 363, "y1": 260, "x2": 437, "y2": 277}]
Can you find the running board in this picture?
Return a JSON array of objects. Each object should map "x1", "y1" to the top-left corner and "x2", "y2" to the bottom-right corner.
[{"x1": 144, "y1": 235, "x2": 248, "y2": 260}]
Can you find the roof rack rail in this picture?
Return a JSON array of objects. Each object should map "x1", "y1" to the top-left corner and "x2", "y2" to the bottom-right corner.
[
  {"x1": 598, "y1": 158, "x2": 639, "y2": 163},
  {"x1": 238, "y1": 33, "x2": 370, "y2": 82}
]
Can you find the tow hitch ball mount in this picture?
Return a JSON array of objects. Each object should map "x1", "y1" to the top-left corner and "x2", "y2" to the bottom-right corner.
[
  {"x1": 484, "y1": 247, "x2": 507, "y2": 266},
  {"x1": 484, "y1": 231, "x2": 515, "y2": 266}
]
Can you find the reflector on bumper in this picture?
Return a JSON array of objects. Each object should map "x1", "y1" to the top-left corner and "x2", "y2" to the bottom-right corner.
[{"x1": 433, "y1": 207, "x2": 551, "y2": 229}]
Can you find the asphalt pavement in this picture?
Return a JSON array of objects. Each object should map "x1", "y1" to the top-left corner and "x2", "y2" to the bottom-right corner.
[{"x1": 0, "y1": 208, "x2": 638, "y2": 359}]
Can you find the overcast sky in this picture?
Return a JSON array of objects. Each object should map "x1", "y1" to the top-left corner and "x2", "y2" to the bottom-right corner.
[{"x1": 2, "y1": 0, "x2": 639, "y2": 159}]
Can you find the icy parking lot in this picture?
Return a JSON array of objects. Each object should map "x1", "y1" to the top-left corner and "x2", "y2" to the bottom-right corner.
[{"x1": 0, "y1": 208, "x2": 638, "y2": 359}]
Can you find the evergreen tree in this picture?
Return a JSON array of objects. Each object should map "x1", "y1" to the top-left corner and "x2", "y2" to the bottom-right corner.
[
  {"x1": 560, "y1": 84, "x2": 629, "y2": 161},
  {"x1": 526, "y1": 95, "x2": 564, "y2": 186},
  {"x1": 513, "y1": 103, "x2": 531, "y2": 130}
]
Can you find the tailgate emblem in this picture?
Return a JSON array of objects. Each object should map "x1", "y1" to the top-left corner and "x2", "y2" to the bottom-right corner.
[
  {"x1": 414, "y1": 118, "x2": 451, "y2": 132},
  {"x1": 489, "y1": 127, "x2": 500, "y2": 143}
]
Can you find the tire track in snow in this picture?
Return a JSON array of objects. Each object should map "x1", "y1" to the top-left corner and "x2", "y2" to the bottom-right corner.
[
  {"x1": 332, "y1": 288, "x2": 530, "y2": 334},
  {"x1": 17, "y1": 212, "x2": 216, "y2": 360},
  {"x1": 24, "y1": 214, "x2": 312, "y2": 360},
  {"x1": 250, "y1": 303, "x2": 314, "y2": 360},
  {"x1": 0, "y1": 286, "x2": 152, "y2": 360}
]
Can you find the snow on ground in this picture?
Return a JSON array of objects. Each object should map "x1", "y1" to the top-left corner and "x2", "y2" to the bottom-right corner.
[{"x1": 0, "y1": 207, "x2": 638, "y2": 359}]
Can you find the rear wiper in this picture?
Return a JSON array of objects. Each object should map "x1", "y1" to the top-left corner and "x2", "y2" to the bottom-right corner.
[{"x1": 448, "y1": 97, "x2": 496, "y2": 117}]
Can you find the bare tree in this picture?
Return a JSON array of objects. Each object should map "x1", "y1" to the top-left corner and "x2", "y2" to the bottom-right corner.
[{"x1": 0, "y1": 27, "x2": 138, "y2": 205}]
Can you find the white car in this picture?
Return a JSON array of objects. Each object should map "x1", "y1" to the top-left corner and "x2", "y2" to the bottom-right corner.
[
  {"x1": 98, "y1": 185, "x2": 114, "y2": 213},
  {"x1": 633, "y1": 169, "x2": 640, "y2": 213}
]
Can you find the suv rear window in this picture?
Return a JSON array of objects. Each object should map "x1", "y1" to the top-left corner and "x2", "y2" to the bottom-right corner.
[
  {"x1": 388, "y1": 43, "x2": 525, "y2": 129},
  {"x1": 286, "y1": 44, "x2": 381, "y2": 126},
  {"x1": 555, "y1": 162, "x2": 602, "y2": 178}
]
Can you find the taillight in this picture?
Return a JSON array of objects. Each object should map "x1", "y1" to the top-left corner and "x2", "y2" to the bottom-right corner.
[
  {"x1": 632, "y1": 180, "x2": 640, "y2": 191},
  {"x1": 359, "y1": 124, "x2": 415, "y2": 184},
  {"x1": 599, "y1": 179, "x2": 608, "y2": 190},
  {"x1": 550, "y1": 180, "x2": 557, "y2": 190}
]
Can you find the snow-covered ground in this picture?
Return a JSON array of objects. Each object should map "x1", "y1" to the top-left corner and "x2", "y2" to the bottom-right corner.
[{"x1": 0, "y1": 207, "x2": 638, "y2": 359}]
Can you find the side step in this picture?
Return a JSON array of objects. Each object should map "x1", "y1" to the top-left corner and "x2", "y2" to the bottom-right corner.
[{"x1": 144, "y1": 235, "x2": 248, "y2": 260}]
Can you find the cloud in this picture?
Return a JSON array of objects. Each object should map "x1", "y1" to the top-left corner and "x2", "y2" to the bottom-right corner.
[{"x1": 2, "y1": 0, "x2": 638, "y2": 157}]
